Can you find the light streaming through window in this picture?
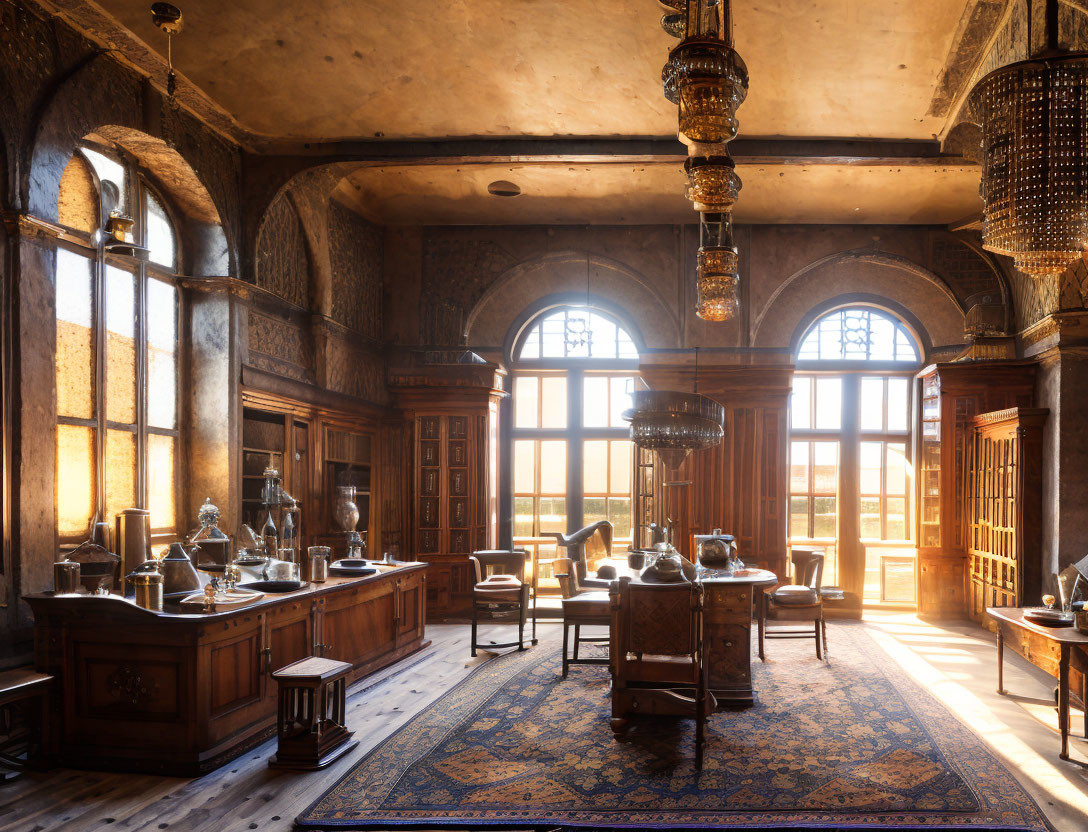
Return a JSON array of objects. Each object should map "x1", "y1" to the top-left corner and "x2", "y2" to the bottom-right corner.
[{"x1": 798, "y1": 308, "x2": 919, "y2": 362}]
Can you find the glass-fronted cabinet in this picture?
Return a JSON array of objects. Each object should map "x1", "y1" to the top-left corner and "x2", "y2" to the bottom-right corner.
[{"x1": 918, "y1": 372, "x2": 941, "y2": 550}]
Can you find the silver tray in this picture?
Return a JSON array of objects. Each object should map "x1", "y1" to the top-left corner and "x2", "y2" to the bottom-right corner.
[{"x1": 1024, "y1": 607, "x2": 1074, "y2": 624}]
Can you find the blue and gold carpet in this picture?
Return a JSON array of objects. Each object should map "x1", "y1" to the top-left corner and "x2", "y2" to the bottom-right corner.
[{"x1": 298, "y1": 622, "x2": 1052, "y2": 830}]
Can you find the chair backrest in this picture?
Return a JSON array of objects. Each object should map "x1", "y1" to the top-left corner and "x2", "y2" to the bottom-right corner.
[
  {"x1": 545, "y1": 521, "x2": 613, "y2": 581},
  {"x1": 470, "y1": 549, "x2": 528, "y2": 584},
  {"x1": 790, "y1": 549, "x2": 825, "y2": 590},
  {"x1": 610, "y1": 576, "x2": 702, "y2": 659}
]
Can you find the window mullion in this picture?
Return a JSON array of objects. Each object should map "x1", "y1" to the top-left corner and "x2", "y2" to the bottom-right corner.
[
  {"x1": 93, "y1": 242, "x2": 107, "y2": 525},
  {"x1": 136, "y1": 262, "x2": 149, "y2": 512}
]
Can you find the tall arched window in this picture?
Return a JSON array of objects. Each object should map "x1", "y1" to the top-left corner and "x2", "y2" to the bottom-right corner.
[
  {"x1": 789, "y1": 305, "x2": 921, "y2": 606},
  {"x1": 508, "y1": 305, "x2": 640, "y2": 589},
  {"x1": 55, "y1": 142, "x2": 181, "y2": 550}
]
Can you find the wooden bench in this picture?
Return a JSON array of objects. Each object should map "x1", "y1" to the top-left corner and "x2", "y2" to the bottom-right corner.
[{"x1": 0, "y1": 669, "x2": 53, "y2": 779}]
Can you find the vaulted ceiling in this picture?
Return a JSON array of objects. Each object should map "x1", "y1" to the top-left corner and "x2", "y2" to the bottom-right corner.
[{"x1": 60, "y1": 0, "x2": 992, "y2": 225}]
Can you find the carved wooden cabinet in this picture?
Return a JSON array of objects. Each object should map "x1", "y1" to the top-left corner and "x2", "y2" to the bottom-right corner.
[
  {"x1": 913, "y1": 362, "x2": 1035, "y2": 619},
  {"x1": 965, "y1": 408, "x2": 1047, "y2": 622},
  {"x1": 390, "y1": 352, "x2": 505, "y2": 617},
  {"x1": 26, "y1": 566, "x2": 427, "y2": 774}
]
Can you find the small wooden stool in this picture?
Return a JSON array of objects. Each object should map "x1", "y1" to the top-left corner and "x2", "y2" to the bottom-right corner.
[
  {"x1": 0, "y1": 669, "x2": 53, "y2": 779},
  {"x1": 270, "y1": 657, "x2": 358, "y2": 770}
]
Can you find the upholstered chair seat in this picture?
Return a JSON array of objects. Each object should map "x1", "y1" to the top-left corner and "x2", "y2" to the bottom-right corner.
[
  {"x1": 758, "y1": 549, "x2": 828, "y2": 661},
  {"x1": 770, "y1": 584, "x2": 820, "y2": 606},
  {"x1": 474, "y1": 574, "x2": 523, "y2": 602},
  {"x1": 469, "y1": 551, "x2": 532, "y2": 657}
]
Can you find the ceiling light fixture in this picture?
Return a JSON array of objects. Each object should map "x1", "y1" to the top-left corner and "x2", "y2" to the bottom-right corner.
[
  {"x1": 151, "y1": 3, "x2": 184, "y2": 102},
  {"x1": 967, "y1": 0, "x2": 1088, "y2": 279},
  {"x1": 660, "y1": 0, "x2": 747, "y2": 320}
]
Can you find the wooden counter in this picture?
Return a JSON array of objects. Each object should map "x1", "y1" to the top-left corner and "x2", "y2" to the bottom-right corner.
[{"x1": 25, "y1": 563, "x2": 428, "y2": 775}]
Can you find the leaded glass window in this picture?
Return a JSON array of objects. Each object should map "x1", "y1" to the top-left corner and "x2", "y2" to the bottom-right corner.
[{"x1": 798, "y1": 308, "x2": 919, "y2": 362}]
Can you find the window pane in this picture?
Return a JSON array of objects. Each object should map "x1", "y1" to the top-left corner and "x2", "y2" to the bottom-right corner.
[
  {"x1": 81, "y1": 147, "x2": 126, "y2": 213},
  {"x1": 565, "y1": 311, "x2": 590, "y2": 358},
  {"x1": 146, "y1": 278, "x2": 178, "y2": 429},
  {"x1": 860, "y1": 441, "x2": 882, "y2": 494},
  {"x1": 514, "y1": 496, "x2": 534, "y2": 537},
  {"x1": 540, "y1": 376, "x2": 567, "y2": 428},
  {"x1": 789, "y1": 496, "x2": 809, "y2": 537},
  {"x1": 886, "y1": 497, "x2": 906, "y2": 540},
  {"x1": 798, "y1": 308, "x2": 919, "y2": 363},
  {"x1": 55, "y1": 249, "x2": 95, "y2": 420},
  {"x1": 105, "y1": 428, "x2": 137, "y2": 523},
  {"x1": 868, "y1": 315, "x2": 895, "y2": 361},
  {"x1": 583, "y1": 376, "x2": 608, "y2": 427},
  {"x1": 887, "y1": 378, "x2": 909, "y2": 432},
  {"x1": 583, "y1": 440, "x2": 608, "y2": 493},
  {"x1": 105, "y1": 266, "x2": 137, "y2": 424},
  {"x1": 887, "y1": 443, "x2": 907, "y2": 496},
  {"x1": 860, "y1": 377, "x2": 884, "y2": 432},
  {"x1": 860, "y1": 497, "x2": 881, "y2": 539},
  {"x1": 791, "y1": 376, "x2": 811, "y2": 430},
  {"x1": 514, "y1": 377, "x2": 539, "y2": 429},
  {"x1": 56, "y1": 424, "x2": 96, "y2": 537},
  {"x1": 584, "y1": 497, "x2": 607, "y2": 526},
  {"x1": 519, "y1": 326, "x2": 540, "y2": 360},
  {"x1": 789, "y1": 441, "x2": 809, "y2": 492},
  {"x1": 539, "y1": 440, "x2": 566, "y2": 493},
  {"x1": 610, "y1": 440, "x2": 632, "y2": 494},
  {"x1": 147, "y1": 433, "x2": 176, "y2": 531},
  {"x1": 813, "y1": 496, "x2": 837, "y2": 538},
  {"x1": 812, "y1": 442, "x2": 838, "y2": 493},
  {"x1": 538, "y1": 497, "x2": 566, "y2": 533},
  {"x1": 145, "y1": 190, "x2": 176, "y2": 270},
  {"x1": 814, "y1": 377, "x2": 841, "y2": 429},
  {"x1": 609, "y1": 497, "x2": 632, "y2": 539},
  {"x1": 589, "y1": 315, "x2": 617, "y2": 358},
  {"x1": 514, "y1": 440, "x2": 536, "y2": 493},
  {"x1": 610, "y1": 376, "x2": 633, "y2": 427}
]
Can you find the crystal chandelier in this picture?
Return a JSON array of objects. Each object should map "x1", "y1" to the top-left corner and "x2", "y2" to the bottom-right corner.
[
  {"x1": 623, "y1": 390, "x2": 725, "y2": 470},
  {"x1": 660, "y1": 0, "x2": 747, "y2": 320},
  {"x1": 967, "y1": 1, "x2": 1088, "y2": 278}
]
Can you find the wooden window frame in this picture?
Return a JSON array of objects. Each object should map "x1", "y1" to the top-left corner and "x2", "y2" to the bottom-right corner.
[{"x1": 55, "y1": 144, "x2": 182, "y2": 549}]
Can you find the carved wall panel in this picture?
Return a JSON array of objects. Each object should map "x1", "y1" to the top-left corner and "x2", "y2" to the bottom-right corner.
[
  {"x1": 328, "y1": 199, "x2": 382, "y2": 340},
  {"x1": 928, "y1": 234, "x2": 1004, "y2": 306},
  {"x1": 256, "y1": 191, "x2": 310, "y2": 308},
  {"x1": 246, "y1": 310, "x2": 314, "y2": 383},
  {"x1": 420, "y1": 238, "x2": 516, "y2": 345},
  {"x1": 324, "y1": 331, "x2": 389, "y2": 406}
]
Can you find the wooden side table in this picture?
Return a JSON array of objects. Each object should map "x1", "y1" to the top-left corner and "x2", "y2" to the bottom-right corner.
[
  {"x1": 0, "y1": 669, "x2": 53, "y2": 779},
  {"x1": 270, "y1": 657, "x2": 358, "y2": 770},
  {"x1": 987, "y1": 606, "x2": 1088, "y2": 762}
]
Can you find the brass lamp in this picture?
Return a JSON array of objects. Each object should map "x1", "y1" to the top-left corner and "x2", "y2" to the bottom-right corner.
[
  {"x1": 696, "y1": 213, "x2": 740, "y2": 322},
  {"x1": 967, "y1": 0, "x2": 1088, "y2": 278}
]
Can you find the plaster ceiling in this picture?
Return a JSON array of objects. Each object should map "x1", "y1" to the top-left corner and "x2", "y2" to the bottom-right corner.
[
  {"x1": 332, "y1": 162, "x2": 981, "y2": 226},
  {"x1": 94, "y1": 0, "x2": 965, "y2": 142}
]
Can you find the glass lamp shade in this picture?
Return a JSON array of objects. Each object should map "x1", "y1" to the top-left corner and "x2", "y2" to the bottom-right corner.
[
  {"x1": 623, "y1": 390, "x2": 725, "y2": 470},
  {"x1": 972, "y1": 55, "x2": 1088, "y2": 278},
  {"x1": 696, "y1": 246, "x2": 740, "y2": 322},
  {"x1": 665, "y1": 41, "x2": 748, "y2": 146},
  {"x1": 686, "y1": 155, "x2": 741, "y2": 212}
]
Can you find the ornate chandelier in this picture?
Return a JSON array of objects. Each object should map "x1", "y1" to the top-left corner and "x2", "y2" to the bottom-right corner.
[
  {"x1": 624, "y1": 390, "x2": 725, "y2": 470},
  {"x1": 660, "y1": 0, "x2": 747, "y2": 320},
  {"x1": 967, "y1": 1, "x2": 1088, "y2": 279}
]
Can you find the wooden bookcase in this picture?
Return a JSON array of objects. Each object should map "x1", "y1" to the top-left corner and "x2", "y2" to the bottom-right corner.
[
  {"x1": 965, "y1": 408, "x2": 1047, "y2": 622},
  {"x1": 913, "y1": 362, "x2": 1036, "y2": 619}
]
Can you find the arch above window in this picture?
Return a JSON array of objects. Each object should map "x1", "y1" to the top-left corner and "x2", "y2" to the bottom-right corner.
[
  {"x1": 516, "y1": 306, "x2": 639, "y2": 362},
  {"x1": 797, "y1": 307, "x2": 919, "y2": 363}
]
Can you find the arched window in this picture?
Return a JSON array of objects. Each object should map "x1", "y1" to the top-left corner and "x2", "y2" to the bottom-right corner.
[
  {"x1": 788, "y1": 305, "x2": 922, "y2": 607},
  {"x1": 508, "y1": 305, "x2": 642, "y2": 587},
  {"x1": 55, "y1": 142, "x2": 181, "y2": 550},
  {"x1": 797, "y1": 307, "x2": 919, "y2": 363}
]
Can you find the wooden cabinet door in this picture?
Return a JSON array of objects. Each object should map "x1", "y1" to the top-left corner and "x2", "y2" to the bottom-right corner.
[
  {"x1": 322, "y1": 580, "x2": 396, "y2": 667},
  {"x1": 201, "y1": 611, "x2": 266, "y2": 748},
  {"x1": 395, "y1": 571, "x2": 426, "y2": 647},
  {"x1": 264, "y1": 597, "x2": 315, "y2": 697}
]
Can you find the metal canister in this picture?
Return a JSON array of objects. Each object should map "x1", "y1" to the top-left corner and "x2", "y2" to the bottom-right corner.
[
  {"x1": 133, "y1": 571, "x2": 164, "y2": 612},
  {"x1": 54, "y1": 561, "x2": 81, "y2": 595},
  {"x1": 308, "y1": 546, "x2": 330, "y2": 583}
]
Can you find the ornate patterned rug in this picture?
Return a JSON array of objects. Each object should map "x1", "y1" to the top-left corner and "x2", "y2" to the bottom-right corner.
[{"x1": 297, "y1": 623, "x2": 1052, "y2": 830}]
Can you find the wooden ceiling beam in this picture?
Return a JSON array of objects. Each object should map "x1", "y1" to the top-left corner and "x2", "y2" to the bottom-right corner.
[{"x1": 256, "y1": 137, "x2": 972, "y2": 167}]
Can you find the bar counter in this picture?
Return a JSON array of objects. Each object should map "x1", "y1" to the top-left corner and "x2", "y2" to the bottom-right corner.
[{"x1": 25, "y1": 562, "x2": 428, "y2": 775}]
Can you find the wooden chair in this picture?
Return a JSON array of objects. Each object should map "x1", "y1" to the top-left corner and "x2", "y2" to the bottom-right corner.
[
  {"x1": 469, "y1": 549, "x2": 532, "y2": 657},
  {"x1": 554, "y1": 556, "x2": 611, "y2": 677},
  {"x1": 609, "y1": 576, "x2": 715, "y2": 770},
  {"x1": 544, "y1": 520, "x2": 617, "y2": 591},
  {"x1": 757, "y1": 548, "x2": 827, "y2": 661}
]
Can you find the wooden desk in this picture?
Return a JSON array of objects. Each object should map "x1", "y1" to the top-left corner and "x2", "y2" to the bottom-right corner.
[
  {"x1": 25, "y1": 564, "x2": 428, "y2": 775},
  {"x1": 987, "y1": 606, "x2": 1088, "y2": 761},
  {"x1": 701, "y1": 569, "x2": 779, "y2": 704}
]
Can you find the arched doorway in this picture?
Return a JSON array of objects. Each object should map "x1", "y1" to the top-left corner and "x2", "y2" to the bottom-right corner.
[{"x1": 788, "y1": 305, "x2": 923, "y2": 607}]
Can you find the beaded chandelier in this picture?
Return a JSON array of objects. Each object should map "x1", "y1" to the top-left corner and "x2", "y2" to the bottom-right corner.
[
  {"x1": 660, "y1": 0, "x2": 747, "y2": 320},
  {"x1": 624, "y1": 390, "x2": 725, "y2": 470},
  {"x1": 968, "y1": 1, "x2": 1088, "y2": 279}
]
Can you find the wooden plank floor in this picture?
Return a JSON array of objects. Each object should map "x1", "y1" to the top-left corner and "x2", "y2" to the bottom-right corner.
[{"x1": 0, "y1": 622, "x2": 532, "y2": 832}]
